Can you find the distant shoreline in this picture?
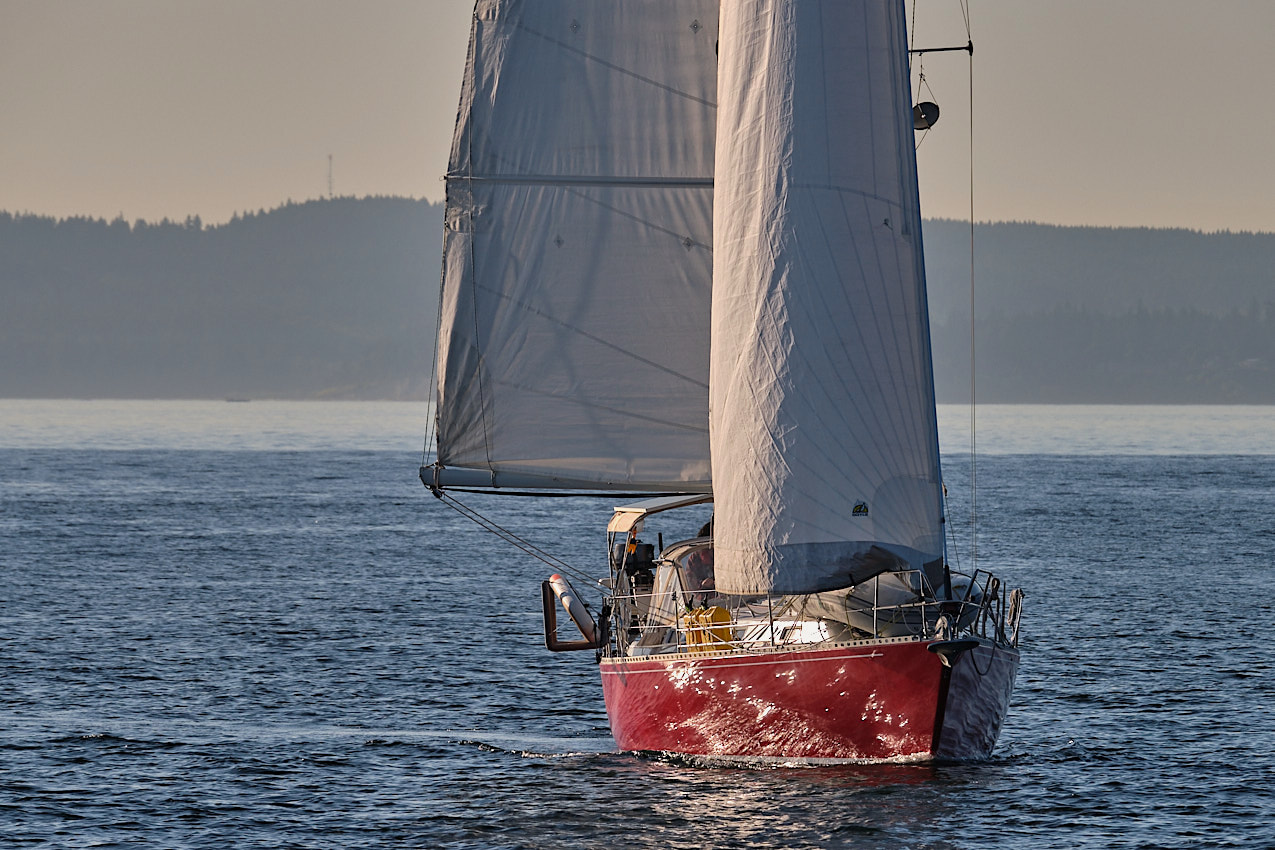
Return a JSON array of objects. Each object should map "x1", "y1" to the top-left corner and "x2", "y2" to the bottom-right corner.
[{"x1": 3, "y1": 198, "x2": 1272, "y2": 405}]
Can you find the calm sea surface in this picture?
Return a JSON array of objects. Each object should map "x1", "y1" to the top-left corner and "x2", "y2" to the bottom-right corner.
[{"x1": 2, "y1": 401, "x2": 1273, "y2": 848}]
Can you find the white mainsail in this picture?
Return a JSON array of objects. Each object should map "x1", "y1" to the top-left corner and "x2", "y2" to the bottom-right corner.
[
  {"x1": 710, "y1": 0, "x2": 946, "y2": 594},
  {"x1": 433, "y1": 0, "x2": 719, "y2": 491}
]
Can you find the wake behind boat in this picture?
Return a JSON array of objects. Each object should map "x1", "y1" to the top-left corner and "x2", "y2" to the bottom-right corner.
[{"x1": 424, "y1": 0, "x2": 1021, "y2": 762}]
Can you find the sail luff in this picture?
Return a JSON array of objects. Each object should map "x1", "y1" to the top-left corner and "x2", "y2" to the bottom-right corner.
[{"x1": 711, "y1": 0, "x2": 945, "y2": 596}]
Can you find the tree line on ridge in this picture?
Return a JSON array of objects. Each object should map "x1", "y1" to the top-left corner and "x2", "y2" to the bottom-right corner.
[{"x1": 1, "y1": 199, "x2": 1271, "y2": 402}]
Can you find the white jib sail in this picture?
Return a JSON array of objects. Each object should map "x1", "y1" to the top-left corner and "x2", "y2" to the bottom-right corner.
[
  {"x1": 711, "y1": 0, "x2": 946, "y2": 595},
  {"x1": 434, "y1": 0, "x2": 719, "y2": 491}
]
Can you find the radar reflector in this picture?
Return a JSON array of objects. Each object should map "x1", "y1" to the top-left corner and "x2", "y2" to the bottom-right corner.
[{"x1": 913, "y1": 102, "x2": 940, "y2": 130}]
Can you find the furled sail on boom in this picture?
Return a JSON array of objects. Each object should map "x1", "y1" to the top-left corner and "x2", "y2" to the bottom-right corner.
[{"x1": 432, "y1": 1, "x2": 719, "y2": 492}]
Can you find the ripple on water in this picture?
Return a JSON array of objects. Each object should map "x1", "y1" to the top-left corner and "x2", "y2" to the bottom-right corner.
[{"x1": 1, "y1": 447, "x2": 1273, "y2": 847}]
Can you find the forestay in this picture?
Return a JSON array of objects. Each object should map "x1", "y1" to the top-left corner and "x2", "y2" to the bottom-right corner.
[
  {"x1": 710, "y1": 0, "x2": 946, "y2": 595},
  {"x1": 433, "y1": 0, "x2": 718, "y2": 491}
]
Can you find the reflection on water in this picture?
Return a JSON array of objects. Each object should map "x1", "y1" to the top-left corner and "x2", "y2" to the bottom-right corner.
[{"x1": 437, "y1": 744, "x2": 961, "y2": 849}]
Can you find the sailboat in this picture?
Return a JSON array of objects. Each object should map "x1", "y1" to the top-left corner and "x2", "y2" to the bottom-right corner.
[{"x1": 424, "y1": 0, "x2": 1022, "y2": 762}]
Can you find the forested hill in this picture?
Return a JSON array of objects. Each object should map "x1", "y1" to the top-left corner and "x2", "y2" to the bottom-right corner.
[
  {"x1": 2, "y1": 198, "x2": 1273, "y2": 402},
  {"x1": 923, "y1": 219, "x2": 1275, "y2": 321},
  {"x1": 923, "y1": 220, "x2": 1275, "y2": 402},
  {"x1": 0, "y1": 198, "x2": 441, "y2": 400}
]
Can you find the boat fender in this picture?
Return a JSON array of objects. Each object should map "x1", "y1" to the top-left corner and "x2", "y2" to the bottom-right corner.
[{"x1": 549, "y1": 573, "x2": 597, "y2": 643}]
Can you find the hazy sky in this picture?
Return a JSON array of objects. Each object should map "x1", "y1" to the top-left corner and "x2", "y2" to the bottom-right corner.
[{"x1": 4, "y1": 1, "x2": 1274, "y2": 232}]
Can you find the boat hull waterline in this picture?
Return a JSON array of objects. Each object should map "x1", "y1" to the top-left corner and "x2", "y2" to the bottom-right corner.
[{"x1": 601, "y1": 638, "x2": 1019, "y2": 762}]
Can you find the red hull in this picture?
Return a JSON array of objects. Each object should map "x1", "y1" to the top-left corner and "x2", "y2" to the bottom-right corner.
[{"x1": 600, "y1": 638, "x2": 1018, "y2": 761}]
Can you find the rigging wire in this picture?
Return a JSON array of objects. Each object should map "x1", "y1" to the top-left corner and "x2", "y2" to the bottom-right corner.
[
  {"x1": 420, "y1": 314, "x2": 443, "y2": 469},
  {"x1": 912, "y1": 0, "x2": 977, "y2": 569},
  {"x1": 914, "y1": 70, "x2": 937, "y2": 151},
  {"x1": 942, "y1": 484, "x2": 962, "y2": 573},
  {"x1": 967, "y1": 11, "x2": 978, "y2": 570},
  {"x1": 910, "y1": 0, "x2": 928, "y2": 151},
  {"x1": 421, "y1": 207, "x2": 449, "y2": 470},
  {"x1": 429, "y1": 488, "x2": 600, "y2": 591}
]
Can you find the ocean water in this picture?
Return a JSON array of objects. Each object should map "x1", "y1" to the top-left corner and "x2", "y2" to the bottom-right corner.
[{"x1": 2, "y1": 401, "x2": 1273, "y2": 848}]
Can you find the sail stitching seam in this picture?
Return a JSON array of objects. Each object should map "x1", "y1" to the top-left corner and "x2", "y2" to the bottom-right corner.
[
  {"x1": 470, "y1": 279, "x2": 709, "y2": 390},
  {"x1": 484, "y1": 375, "x2": 709, "y2": 435}
]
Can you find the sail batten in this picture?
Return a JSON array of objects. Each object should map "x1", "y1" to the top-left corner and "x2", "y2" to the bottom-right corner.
[{"x1": 446, "y1": 175, "x2": 714, "y2": 188}]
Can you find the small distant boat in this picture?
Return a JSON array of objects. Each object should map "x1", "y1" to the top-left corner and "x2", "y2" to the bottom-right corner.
[
  {"x1": 224, "y1": 397, "x2": 251, "y2": 403},
  {"x1": 424, "y1": 0, "x2": 1021, "y2": 762}
]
